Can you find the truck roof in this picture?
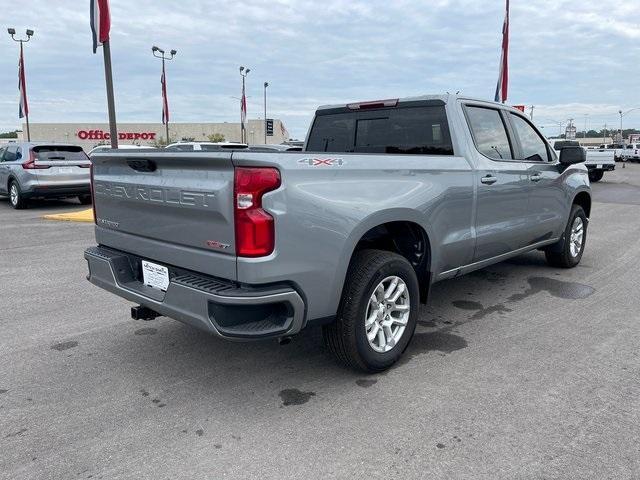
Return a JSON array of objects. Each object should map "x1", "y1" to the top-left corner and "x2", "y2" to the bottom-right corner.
[{"x1": 316, "y1": 94, "x2": 515, "y2": 113}]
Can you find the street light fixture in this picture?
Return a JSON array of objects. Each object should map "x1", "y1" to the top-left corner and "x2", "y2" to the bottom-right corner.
[
  {"x1": 151, "y1": 45, "x2": 177, "y2": 144},
  {"x1": 239, "y1": 66, "x2": 250, "y2": 143},
  {"x1": 8, "y1": 28, "x2": 34, "y2": 141}
]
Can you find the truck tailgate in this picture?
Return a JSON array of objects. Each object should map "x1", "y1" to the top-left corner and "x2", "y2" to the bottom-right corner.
[{"x1": 91, "y1": 152, "x2": 237, "y2": 280}]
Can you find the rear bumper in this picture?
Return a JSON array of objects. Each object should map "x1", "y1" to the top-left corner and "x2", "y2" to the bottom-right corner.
[
  {"x1": 586, "y1": 164, "x2": 615, "y2": 172},
  {"x1": 24, "y1": 184, "x2": 90, "y2": 198},
  {"x1": 84, "y1": 245, "x2": 306, "y2": 340}
]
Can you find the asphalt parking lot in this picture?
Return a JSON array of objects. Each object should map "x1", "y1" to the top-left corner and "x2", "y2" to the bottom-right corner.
[{"x1": 1, "y1": 165, "x2": 639, "y2": 480}]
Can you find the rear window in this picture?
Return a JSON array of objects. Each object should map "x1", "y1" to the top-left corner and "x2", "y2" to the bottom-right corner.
[
  {"x1": 165, "y1": 144, "x2": 194, "y2": 152},
  {"x1": 33, "y1": 145, "x2": 88, "y2": 161},
  {"x1": 306, "y1": 105, "x2": 454, "y2": 155},
  {"x1": 553, "y1": 140, "x2": 579, "y2": 150}
]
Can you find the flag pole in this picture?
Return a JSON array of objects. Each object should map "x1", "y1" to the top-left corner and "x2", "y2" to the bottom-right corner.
[
  {"x1": 102, "y1": 39, "x2": 118, "y2": 148},
  {"x1": 20, "y1": 42, "x2": 31, "y2": 142}
]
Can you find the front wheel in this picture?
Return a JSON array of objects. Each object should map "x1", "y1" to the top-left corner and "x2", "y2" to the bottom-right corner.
[
  {"x1": 588, "y1": 170, "x2": 604, "y2": 182},
  {"x1": 545, "y1": 205, "x2": 587, "y2": 268},
  {"x1": 323, "y1": 249, "x2": 419, "y2": 372}
]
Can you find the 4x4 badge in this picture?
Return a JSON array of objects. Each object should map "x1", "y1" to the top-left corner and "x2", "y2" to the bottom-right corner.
[{"x1": 298, "y1": 157, "x2": 345, "y2": 167}]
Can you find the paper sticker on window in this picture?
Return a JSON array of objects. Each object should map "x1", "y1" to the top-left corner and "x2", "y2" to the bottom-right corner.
[{"x1": 432, "y1": 124, "x2": 442, "y2": 143}]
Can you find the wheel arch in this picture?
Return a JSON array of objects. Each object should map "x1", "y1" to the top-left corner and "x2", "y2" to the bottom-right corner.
[
  {"x1": 572, "y1": 190, "x2": 592, "y2": 218},
  {"x1": 335, "y1": 210, "x2": 434, "y2": 304}
]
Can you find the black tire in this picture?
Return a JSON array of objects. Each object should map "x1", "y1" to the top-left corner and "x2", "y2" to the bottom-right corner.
[
  {"x1": 78, "y1": 195, "x2": 92, "y2": 205},
  {"x1": 323, "y1": 249, "x2": 419, "y2": 372},
  {"x1": 8, "y1": 180, "x2": 28, "y2": 210},
  {"x1": 545, "y1": 205, "x2": 587, "y2": 268},
  {"x1": 588, "y1": 170, "x2": 604, "y2": 182}
]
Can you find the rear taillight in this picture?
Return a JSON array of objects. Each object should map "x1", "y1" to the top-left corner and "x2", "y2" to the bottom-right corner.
[
  {"x1": 234, "y1": 167, "x2": 281, "y2": 257},
  {"x1": 22, "y1": 151, "x2": 50, "y2": 169},
  {"x1": 90, "y1": 163, "x2": 97, "y2": 224}
]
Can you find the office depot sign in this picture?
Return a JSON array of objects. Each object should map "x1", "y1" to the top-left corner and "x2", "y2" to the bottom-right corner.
[{"x1": 77, "y1": 129, "x2": 157, "y2": 141}]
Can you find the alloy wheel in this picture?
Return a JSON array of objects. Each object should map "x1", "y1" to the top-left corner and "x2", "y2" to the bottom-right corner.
[
  {"x1": 365, "y1": 276, "x2": 411, "y2": 353},
  {"x1": 569, "y1": 216, "x2": 584, "y2": 257}
]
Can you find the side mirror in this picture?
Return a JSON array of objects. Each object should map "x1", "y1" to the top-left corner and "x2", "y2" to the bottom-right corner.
[{"x1": 559, "y1": 146, "x2": 586, "y2": 165}]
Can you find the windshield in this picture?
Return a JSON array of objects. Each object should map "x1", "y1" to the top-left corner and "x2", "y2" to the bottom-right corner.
[{"x1": 553, "y1": 141, "x2": 579, "y2": 149}]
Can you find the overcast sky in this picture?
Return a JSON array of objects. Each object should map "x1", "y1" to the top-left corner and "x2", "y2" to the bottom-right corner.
[{"x1": 1, "y1": 0, "x2": 638, "y2": 139}]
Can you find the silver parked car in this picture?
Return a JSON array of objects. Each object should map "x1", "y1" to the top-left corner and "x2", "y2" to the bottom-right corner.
[{"x1": 0, "y1": 142, "x2": 91, "y2": 209}]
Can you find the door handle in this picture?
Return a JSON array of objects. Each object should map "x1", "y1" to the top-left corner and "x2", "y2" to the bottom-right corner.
[
  {"x1": 530, "y1": 173, "x2": 542, "y2": 182},
  {"x1": 480, "y1": 175, "x2": 497, "y2": 185}
]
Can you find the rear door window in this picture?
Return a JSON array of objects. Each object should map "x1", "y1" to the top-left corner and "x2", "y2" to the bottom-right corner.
[
  {"x1": 465, "y1": 106, "x2": 512, "y2": 160},
  {"x1": 306, "y1": 105, "x2": 453, "y2": 155},
  {"x1": 509, "y1": 114, "x2": 549, "y2": 162}
]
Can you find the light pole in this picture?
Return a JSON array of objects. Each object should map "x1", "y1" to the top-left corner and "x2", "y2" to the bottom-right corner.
[
  {"x1": 239, "y1": 66, "x2": 250, "y2": 143},
  {"x1": 583, "y1": 114, "x2": 589, "y2": 139},
  {"x1": 263, "y1": 82, "x2": 269, "y2": 144},
  {"x1": 8, "y1": 28, "x2": 34, "y2": 141},
  {"x1": 152, "y1": 46, "x2": 177, "y2": 144}
]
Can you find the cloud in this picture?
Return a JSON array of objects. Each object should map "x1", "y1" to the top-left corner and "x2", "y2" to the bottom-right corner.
[{"x1": 1, "y1": 0, "x2": 638, "y2": 137}]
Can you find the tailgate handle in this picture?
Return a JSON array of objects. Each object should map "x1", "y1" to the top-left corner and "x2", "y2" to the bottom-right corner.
[{"x1": 127, "y1": 159, "x2": 157, "y2": 172}]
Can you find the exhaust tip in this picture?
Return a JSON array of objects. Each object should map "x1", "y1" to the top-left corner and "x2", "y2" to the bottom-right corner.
[{"x1": 278, "y1": 336, "x2": 292, "y2": 346}]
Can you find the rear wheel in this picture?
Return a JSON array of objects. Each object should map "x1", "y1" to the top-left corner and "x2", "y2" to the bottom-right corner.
[
  {"x1": 588, "y1": 170, "x2": 604, "y2": 182},
  {"x1": 8, "y1": 181, "x2": 27, "y2": 209},
  {"x1": 323, "y1": 249, "x2": 419, "y2": 372},
  {"x1": 545, "y1": 205, "x2": 587, "y2": 268},
  {"x1": 78, "y1": 195, "x2": 92, "y2": 205}
]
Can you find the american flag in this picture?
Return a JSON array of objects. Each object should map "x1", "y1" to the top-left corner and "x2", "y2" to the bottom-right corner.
[
  {"x1": 90, "y1": 0, "x2": 111, "y2": 54},
  {"x1": 240, "y1": 83, "x2": 247, "y2": 133},
  {"x1": 18, "y1": 43, "x2": 28, "y2": 119},
  {"x1": 161, "y1": 63, "x2": 169, "y2": 124},
  {"x1": 494, "y1": 0, "x2": 509, "y2": 103},
  {"x1": 280, "y1": 121, "x2": 288, "y2": 140}
]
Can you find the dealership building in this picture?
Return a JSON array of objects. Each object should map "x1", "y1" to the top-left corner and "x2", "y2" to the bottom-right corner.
[{"x1": 19, "y1": 119, "x2": 289, "y2": 150}]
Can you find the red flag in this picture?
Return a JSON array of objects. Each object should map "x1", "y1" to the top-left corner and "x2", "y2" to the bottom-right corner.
[
  {"x1": 90, "y1": 0, "x2": 111, "y2": 54},
  {"x1": 18, "y1": 43, "x2": 28, "y2": 119},
  {"x1": 161, "y1": 63, "x2": 169, "y2": 124},
  {"x1": 494, "y1": 0, "x2": 509, "y2": 103}
]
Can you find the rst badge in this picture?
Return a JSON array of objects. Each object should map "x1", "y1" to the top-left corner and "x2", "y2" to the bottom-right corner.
[
  {"x1": 298, "y1": 157, "x2": 345, "y2": 167},
  {"x1": 206, "y1": 240, "x2": 230, "y2": 250}
]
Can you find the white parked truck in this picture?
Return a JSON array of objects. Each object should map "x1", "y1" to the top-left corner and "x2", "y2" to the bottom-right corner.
[{"x1": 551, "y1": 140, "x2": 615, "y2": 182}]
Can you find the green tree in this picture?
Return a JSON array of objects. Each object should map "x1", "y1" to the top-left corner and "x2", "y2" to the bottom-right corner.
[
  {"x1": 0, "y1": 130, "x2": 19, "y2": 139},
  {"x1": 207, "y1": 133, "x2": 225, "y2": 143}
]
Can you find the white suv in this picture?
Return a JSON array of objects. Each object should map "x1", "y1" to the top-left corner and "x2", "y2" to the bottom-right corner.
[{"x1": 164, "y1": 142, "x2": 248, "y2": 152}]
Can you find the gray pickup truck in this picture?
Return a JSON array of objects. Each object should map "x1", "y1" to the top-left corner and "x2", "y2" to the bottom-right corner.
[{"x1": 85, "y1": 95, "x2": 591, "y2": 372}]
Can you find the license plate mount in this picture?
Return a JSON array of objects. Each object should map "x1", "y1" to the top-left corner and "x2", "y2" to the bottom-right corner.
[{"x1": 141, "y1": 260, "x2": 170, "y2": 292}]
